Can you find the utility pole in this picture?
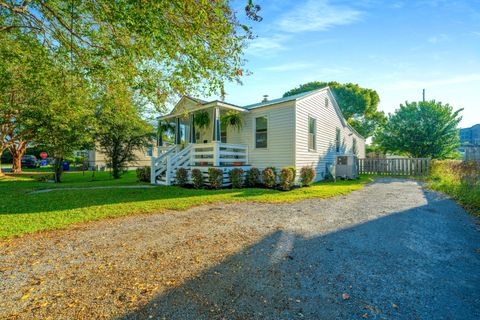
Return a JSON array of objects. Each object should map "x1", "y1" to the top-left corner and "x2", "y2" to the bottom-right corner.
[{"x1": 422, "y1": 89, "x2": 425, "y2": 102}]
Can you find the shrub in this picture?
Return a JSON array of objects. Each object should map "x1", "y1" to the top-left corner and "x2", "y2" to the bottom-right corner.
[
  {"x1": 245, "y1": 168, "x2": 260, "y2": 187},
  {"x1": 208, "y1": 168, "x2": 224, "y2": 189},
  {"x1": 299, "y1": 166, "x2": 316, "y2": 187},
  {"x1": 136, "y1": 166, "x2": 151, "y2": 182},
  {"x1": 262, "y1": 167, "x2": 277, "y2": 188},
  {"x1": 286, "y1": 166, "x2": 296, "y2": 182},
  {"x1": 175, "y1": 167, "x2": 188, "y2": 186},
  {"x1": 279, "y1": 167, "x2": 294, "y2": 191},
  {"x1": 229, "y1": 168, "x2": 244, "y2": 188},
  {"x1": 191, "y1": 169, "x2": 204, "y2": 189}
]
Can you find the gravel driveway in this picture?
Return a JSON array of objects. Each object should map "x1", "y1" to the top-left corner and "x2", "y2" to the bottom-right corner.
[{"x1": 1, "y1": 178, "x2": 479, "y2": 319}]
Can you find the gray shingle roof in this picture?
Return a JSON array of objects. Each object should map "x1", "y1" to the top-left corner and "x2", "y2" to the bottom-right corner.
[{"x1": 242, "y1": 89, "x2": 324, "y2": 109}]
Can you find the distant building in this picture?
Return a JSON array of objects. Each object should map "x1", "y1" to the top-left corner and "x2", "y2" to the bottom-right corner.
[
  {"x1": 459, "y1": 124, "x2": 480, "y2": 160},
  {"x1": 460, "y1": 124, "x2": 480, "y2": 146}
]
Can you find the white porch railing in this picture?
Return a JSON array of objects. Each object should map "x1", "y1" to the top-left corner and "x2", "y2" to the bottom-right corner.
[
  {"x1": 151, "y1": 142, "x2": 248, "y2": 185},
  {"x1": 191, "y1": 142, "x2": 248, "y2": 167}
]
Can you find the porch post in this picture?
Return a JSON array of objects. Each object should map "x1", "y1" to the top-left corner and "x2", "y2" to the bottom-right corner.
[
  {"x1": 175, "y1": 117, "x2": 181, "y2": 145},
  {"x1": 190, "y1": 113, "x2": 196, "y2": 143},
  {"x1": 212, "y1": 107, "x2": 221, "y2": 141}
]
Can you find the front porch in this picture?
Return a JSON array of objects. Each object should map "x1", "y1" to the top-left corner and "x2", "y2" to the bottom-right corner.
[{"x1": 151, "y1": 99, "x2": 250, "y2": 185}]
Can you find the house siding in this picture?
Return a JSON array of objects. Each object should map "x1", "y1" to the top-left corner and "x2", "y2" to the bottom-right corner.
[
  {"x1": 226, "y1": 102, "x2": 296, "y2": 170},
  {"x1": 295, "y1": 90, "x2": 365, "y2": 181}
]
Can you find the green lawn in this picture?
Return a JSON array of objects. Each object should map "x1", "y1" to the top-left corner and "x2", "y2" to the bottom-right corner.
[{"x1": 1, "y1": 171, "x2": 373, "y2": 239}]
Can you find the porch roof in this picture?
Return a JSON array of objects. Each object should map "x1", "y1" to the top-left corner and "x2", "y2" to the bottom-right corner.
[{"x1": 158, "y1": 98, "x2": 249, "y2": 121}]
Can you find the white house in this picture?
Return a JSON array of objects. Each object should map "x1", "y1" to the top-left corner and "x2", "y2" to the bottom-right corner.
[{"x1": 152, "y1": 87, "x2": 365, "y2": 185}]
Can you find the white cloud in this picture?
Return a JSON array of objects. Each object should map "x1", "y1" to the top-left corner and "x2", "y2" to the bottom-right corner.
[
  {"x1": 247, "y1": 34, "x2": 290, "y2": 56},
  {"x1": 427, "y1": 34, "x2": 450, "y2": 44},
  {"x1": 382, "y1": 74, "x2": 480, "y2": 91},
  {"x1": 263, "y1": 62, "x2": 314, "y2": 72},
  {"x1": 277, "y1": 0, "x2": 363, "y2": 33}
]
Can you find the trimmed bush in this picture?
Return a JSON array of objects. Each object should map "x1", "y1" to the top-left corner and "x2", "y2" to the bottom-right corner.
[
  {"x1": 191, "y1": 169, "x2": 204, "y2": 189},
  {"x1": 262, "y1": 167, "x2": 276, "y2": 188},
  {"x1": 245, "y1": 168, "x2": 260, "y2": 187},
  {"x1": 229, "y1": 168, "x2": 244, "y2": 188},
  {"x1": 136, "y1": 166, "x2": 151, "y2": 182},
  {"x1": 286, "y1": 166, "x2": 296, "y2": 182},
  {"x1": 299, "y1": 166, "x2": 316, "y2": 187},
  {"x1": 208, "y1": 168, "x2": 224, "y2": 189},
  {"x1": 279, "y1": 167, "x2": 294, "y2": 191},
  {"x1": 175, "y1": 167, "x2": 188, "y2": 186}
]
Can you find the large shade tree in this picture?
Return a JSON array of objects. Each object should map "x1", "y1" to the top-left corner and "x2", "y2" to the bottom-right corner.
[
  {"x1": 283, "y1": 81, "x2": 385, "y2": 138},
  {"x1": 1, "y1": 0, "x2": 262, "y2": 112},
  {"x1": 373, "y1": 100, "x2": 463, "y2": 159}
]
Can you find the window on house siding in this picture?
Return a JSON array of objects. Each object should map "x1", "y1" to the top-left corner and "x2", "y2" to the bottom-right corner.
[
  {"x1": 325, "y1": 97, "x2": 329, "y2": 108},
  {"x1": 145, "y1": 145, "x2": 153, "y2": 157},
  {"x1": 308, "y1": 116, "x2": 316, "y2": 150},
  {"x1": 335, "y1": 128, "x2": 341, "y2": 152},
  {"x1": 255, "y1": 116, "x2": 268, "y2": 148},
  {"x1": 352, "y1": 138, "x2": 357, "y2": 155},
  {"x1": 221, "y1": 127, "x2": 227, "y2": 143}
]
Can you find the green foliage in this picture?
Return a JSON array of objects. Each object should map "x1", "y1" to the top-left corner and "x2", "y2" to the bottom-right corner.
[
  {"x1": 373, "y1": 100, "x2": 462, "y2": 159},
  {"x1": 194, "y1": 111, "x2": 211, "y2": 130},
  {"x1": 1, "y1": 1, "x2": 261, "y2": 111},
  {"x1": 208, "y1": 168, "x2": 224, "y2": 190},
  {"x1": 245, "y1": 168, "x2": 260, "y2": 187},
  {"x1": 175, "y1": 167, "x2": 188, "y2": 186},
  {"x1": 279, "y1": 167, "x2": 294, "y2": 191},
  {"x1": 95, "y1": 80, "x2": 154, "y2": 179},
  {"x1": 221, "y1": 111, "x2": 243, "y2": 131},
  {"x1": 283, "y1": 81, "x2": 385, "y2": 137},
  {"x1": 429, "y1": 160, "x2": 479, "y2": 215},
  {"x1": 0, "y1": 171, "x2": 373, "y2": 238},
  {"x1": 286, "y1": 166, "x2": 296, "y2": 180},
  {"x1": 262, "y1": 167, "x2": 276, "y2": 188},
  {"x1": 228, "y1": 168, "x2": 244, "y2": 188},
  {"x1": 136, "y1": 166, "x2": 151, "y2": 182},
  {"x1": 300, "y1": 166, "x2": 316, "y2": 187},
  {"x1": 191, "y1": 169, "x2": 204, "y2": 189}
]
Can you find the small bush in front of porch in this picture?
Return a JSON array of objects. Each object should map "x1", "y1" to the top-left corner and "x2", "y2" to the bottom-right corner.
[
  {"x1": 300, "y1": 166, "x2": 316, "y2": 187},
  {"x1": 246, "y1": 168, "x2": 260, "y2": 187},
  {"x1": 208, "y1": 168, "x2": 224, "y2": 190},
  {"x1": 280, "y1": 167, "x2": 294, "y2": 191},
  {"x1": 263, "y1": 167, "x2": 277, "y2": 188},
  {"x1": 229, "y1": 168, "x2": 244, "y2": 188},
  {"x1": 136, "y1": 166, "x2": 151, "y2": 182},
  {"x1": 191, "y1": 169, "x2": 204, "y2": 189},
  {"x1": 175, "y1": 168, "x2": 188, "y2": 186}
]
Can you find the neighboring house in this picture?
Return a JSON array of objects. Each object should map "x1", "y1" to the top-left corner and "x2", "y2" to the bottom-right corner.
[
  {"x1": 152, "y1": 87, "x2": 365, "y2": 185},
  {"x1": 458, "y1": 124, "x2": 480, "y2": 160},
  {"x1": 85, "y1": 144, "x2": 158, "y2": 170}
]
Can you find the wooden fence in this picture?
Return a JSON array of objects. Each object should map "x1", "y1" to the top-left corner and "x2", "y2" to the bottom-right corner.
[{"x1": 358, "y1": 158, "x2": 430, "y2": 176}]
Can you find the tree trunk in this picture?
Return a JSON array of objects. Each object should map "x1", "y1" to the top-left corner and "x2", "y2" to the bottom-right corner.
[
  {"x1": 112, "y1": 159, "x2": 121, "y2": 179},
  {"x1": 10, "y1": 142, "x2": 28, "y2": 174},
  {"x1": 53, "y1": 157, "x2": 64, "y2": 183},
  {"x1": 0, "y1": 157, "x2": 3, "y2": 177}
]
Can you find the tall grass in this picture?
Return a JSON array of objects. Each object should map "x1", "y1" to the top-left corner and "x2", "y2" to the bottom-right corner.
[{"x1": 429, "y1": 160, "x2": 480, "y2": 216}]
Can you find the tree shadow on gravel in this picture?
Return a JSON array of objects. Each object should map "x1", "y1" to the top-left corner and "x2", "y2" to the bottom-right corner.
[{"x1": 117, "y1": 191, "x2": 480, "y2": 320}]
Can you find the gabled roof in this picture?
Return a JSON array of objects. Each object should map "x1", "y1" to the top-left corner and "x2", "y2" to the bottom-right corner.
[{"x1": 243, "y1": 88, "x2": 325, "y2": 109}]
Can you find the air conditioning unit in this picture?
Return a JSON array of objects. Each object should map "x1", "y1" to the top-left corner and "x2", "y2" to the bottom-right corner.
[{"x1": 335, "y1": 155, "x2": 358, "y2": 179}]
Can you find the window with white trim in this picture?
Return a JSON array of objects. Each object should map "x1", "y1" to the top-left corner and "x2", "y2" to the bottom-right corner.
[
  {"x1": 308, "y1": 116, "x2": 316, "y2": 150},
  {"x1": 335, "y1": 128, "x2": 341, "y2": 152},
  {"x1": 352, "y1": 137, "x2": 358, "y2": 155},
  {"x1": 255, "y1": 116, "x2": 268, "y2": 148}
]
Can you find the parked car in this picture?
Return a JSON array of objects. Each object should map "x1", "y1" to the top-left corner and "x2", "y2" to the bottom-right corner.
[{"x1": 21, "y1": 155, "x2": 39, "y2": 168}]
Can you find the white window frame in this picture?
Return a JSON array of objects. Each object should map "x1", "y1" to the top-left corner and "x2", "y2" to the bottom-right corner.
[
  {"x1": 335, "y1": 128, "x2": 341, "y2": 153},
  {"x1": 254, "y1": 115, "x2": 268, "y2": 149},
  {"x1": 308, "y1": 116, "x2": 317, "y2": 151}
]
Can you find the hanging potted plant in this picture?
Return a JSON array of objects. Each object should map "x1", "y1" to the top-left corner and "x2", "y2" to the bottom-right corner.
[
  {"x1": 194, "y1": 111, "x2": 211, "y2": 130},
  {"x1": 220, "y1": 111, "x2": 243, "y2": 131}
]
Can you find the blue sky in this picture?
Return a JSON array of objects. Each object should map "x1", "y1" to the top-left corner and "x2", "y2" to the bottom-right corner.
[{"x1": 213, "y1": 0, "x2": 480, "y2": 128}]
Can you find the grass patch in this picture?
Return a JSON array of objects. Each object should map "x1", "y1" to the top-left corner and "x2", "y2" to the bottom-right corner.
[
  {"x1": 0, "y1": 171, "x2": 373, "y2": 239},
  {"x1": 427, "y1": 160, "x2": 480, "y2": 217}
]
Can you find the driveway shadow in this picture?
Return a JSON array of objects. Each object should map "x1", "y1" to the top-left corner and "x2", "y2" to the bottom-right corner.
[{"x1": 117, "y1": 192, "x2": 480, "y2": 319}]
